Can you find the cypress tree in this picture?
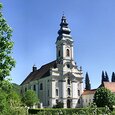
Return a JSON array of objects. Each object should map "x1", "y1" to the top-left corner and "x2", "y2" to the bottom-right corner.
[
  {"x1": 105, "y1": 71, "x2": 109, "y2": 82},
  {"x1": 101, "y1": 71, "x2": 105, "y2": 84},
  {"x1": 111, "y1": 72, "x2": 115, "y2": 82},
  {"x1": 85, "y1": 72, "x2": 91, "y2": 90}
]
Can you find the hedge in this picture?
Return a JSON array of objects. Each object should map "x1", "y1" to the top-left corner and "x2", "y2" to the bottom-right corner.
[{"x1": 28, "y1": 107, "x2": 111, "y2": 115}]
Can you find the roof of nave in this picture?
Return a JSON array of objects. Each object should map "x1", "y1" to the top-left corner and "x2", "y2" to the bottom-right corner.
[
  {"x1": 20, "y1": 60, "x2": 57, "y2": 85},
  {"x1": 82, "y1": 89, "x2": 96, "y2": 95}
]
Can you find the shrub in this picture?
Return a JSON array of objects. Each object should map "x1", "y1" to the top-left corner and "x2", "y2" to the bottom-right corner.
[
  {"x1": 53, "y1": 101, "x2": 64, "y2": 108},
  {"x1": 28, "y1": 108, "x2": 111, "y2": 115}
]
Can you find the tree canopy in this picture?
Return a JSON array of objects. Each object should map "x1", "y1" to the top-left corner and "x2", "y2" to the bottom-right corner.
[
  {"x1": 93, "y1": 87, "x2": 115, "y2": 108},
  {"x1": 0, "y1": 3, "x2": 27, "y2": 114},
  {"x1": 0, "y1": 3, "x2": 15, "y2": 81},
  {"x1": 22, "y1": 90, "x2": 39, "y2": 107}
]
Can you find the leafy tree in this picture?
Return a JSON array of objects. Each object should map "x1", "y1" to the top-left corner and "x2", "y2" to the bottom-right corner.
[
  {"x1": 0, "y1": 3, "x2": 15, "y2": 81},
  {"x1": 0, "y1": 3, "x2": 26, "y2": 114},
  {"x1": 0, "y1": 89, "x2": 8, "y2": 114},
  {"x1": 22, "y1": 90, "x2": 39, "y2": 107},
  {"x1": 93, "y1": 87, "x2": 115, "y2": 109},
  {"x1": 12, "y1": 83, "x2": 20, "y2": 95},
  {"x1": 85, "y1": 72, "x2": 91, "y2": 90},
  {"x1": 0, "y1": 79, "x2": 26, "y2": 115},
  {"x1": 111, "y1": 72, "x2": 115, "y2": 82}
]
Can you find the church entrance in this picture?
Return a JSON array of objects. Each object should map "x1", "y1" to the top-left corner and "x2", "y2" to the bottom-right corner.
[{"x1": 67, "y1": 99, "x2": 71, "y2": 108}]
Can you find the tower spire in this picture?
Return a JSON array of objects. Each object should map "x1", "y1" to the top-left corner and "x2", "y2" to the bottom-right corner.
[{"x1": 57, "y1": 15, "x2": 72, "y2": 41}]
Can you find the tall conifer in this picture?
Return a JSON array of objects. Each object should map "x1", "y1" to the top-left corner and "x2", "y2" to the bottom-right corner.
[
  {"x1": 111, "y1": 72, "x2": 115, "y2": 82},
  {"x1": 105, "y1": 71, "x2": 109, "y2": 82},
  {"x1": 85, "y1": 72, "x2": 91, "y2": 90},
  {"x1": 101, "y1": 71, "x2": 105, "y2": 84}
]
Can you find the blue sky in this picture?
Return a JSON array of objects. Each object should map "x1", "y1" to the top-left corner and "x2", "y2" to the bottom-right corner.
[{"x1": 1, "y1": 0, "x2": 115, "y2": 89}]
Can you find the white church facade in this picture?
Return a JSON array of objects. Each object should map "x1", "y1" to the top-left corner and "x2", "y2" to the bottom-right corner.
[{"x1": 20, "y1": 15, "x2": 83, "y2": 108}]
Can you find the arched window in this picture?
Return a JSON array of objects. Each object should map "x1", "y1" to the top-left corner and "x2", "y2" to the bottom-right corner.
[
  {"x1": 67, "y1": 79, "x2": 70, "y2": 85},
  {"x1": 40, "y1": 83, "x2": 43, "y2": 90},
  {"x1": 67, "y1": 64, "x2": 70, "y2": 68},
  {"x1": 56, "y1": 89, "x2": 58, "y2": 96},
  {"x1": 33, "y1": 85, "x2": 36, "y2": 91},
  {"x1": 25, "y1": 87, "x2": 27, "y2": 92},
  {"x1": 68, "y1": 88, "x2": 70, "y2": 95},
  {"x1": 66, "y1": 49, "x2": 70, "y2": 57},
  {"x1": 78, "y1": 90, "x2": 80, "y2": 96},
  {"x1": 78, "y1": 99, "x2": 80, "y2": 104}
]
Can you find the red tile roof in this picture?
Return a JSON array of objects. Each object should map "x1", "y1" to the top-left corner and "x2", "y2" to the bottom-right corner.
[
  {"x1": 82, "y1": 82, "x2": 115, "y2": 95},
  {"x1": 20, "y1": 60, "x2": 57, "y2": 85},
  {"x1": 103, "y1": 82, "x2": 115, "y2": 93},
  {"x1": 82, "y1": 89, "x2": 96, "y2": 95}
]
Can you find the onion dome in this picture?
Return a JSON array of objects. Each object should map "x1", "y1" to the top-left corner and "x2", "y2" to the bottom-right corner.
[{"x1": 57, "y1": 15, "x2": 72, "y2": 41}]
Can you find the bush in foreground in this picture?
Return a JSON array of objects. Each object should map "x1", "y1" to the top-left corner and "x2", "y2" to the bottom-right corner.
[{"x1": 28, "y1": 107, "x2": 115, "y2": 115}]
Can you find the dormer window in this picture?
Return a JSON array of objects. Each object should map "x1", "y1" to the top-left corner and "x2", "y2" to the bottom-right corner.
[{"x1": 66, "y1": 49, "x2": 70, "y2": 57}]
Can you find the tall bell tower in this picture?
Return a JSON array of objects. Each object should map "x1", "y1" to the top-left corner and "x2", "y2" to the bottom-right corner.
[
  {"x1": 54, "y1": 15, "x2": 83, "y2": 108},
  {"x1": 56, "y1": 15, "x2": 76, "y2": 73}
]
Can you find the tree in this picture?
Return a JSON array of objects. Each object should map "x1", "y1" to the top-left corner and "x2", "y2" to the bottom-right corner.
[
  {"x1": 0, "y1": 3, "x2": 15, "y2": 81},
  {"x1": 0, "y1": 3, "x2": 26, "y2": 114},
  {"x1": 0, "y1": 79, "x2": 26, "y2": 115},
  {"x1": 85, "y1": 72, "x2": 91, "y2": 90},
  {"x1": 105, "y1": 71, "x2": 109, "y2": 82},
  {"x1": 101, "y1": 71, "x2": 109, "y2": 84},
  {"x1": 53, "y1": 101, "x2": 64, "y2": 108},
  {"x1": 22, "y1": 90, "x2": 39, "y2": 107},
  {"x1": 111, "y1": 72, "x2": 115, "y2": 82},
  {"x1": 93, "y1": 87, "x2": 115, "y2": 109},
  {"x1": 101, "y1": 71, "x2": 105, "y2": 84},
  {"x1": 12, "y1": 83, "x2": 20, "y2": 95}
]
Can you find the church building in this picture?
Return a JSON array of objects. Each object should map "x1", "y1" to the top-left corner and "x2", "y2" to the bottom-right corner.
[{"x1": 20, "y1": 15, "x2": 83, "y2": 108}]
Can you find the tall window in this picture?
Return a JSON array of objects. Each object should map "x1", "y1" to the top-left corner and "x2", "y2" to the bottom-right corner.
[
  {"x1": 78, "y1": 99, "x2": 80, "y2": 104},
  {"x1": 40, "y1": 83, "x2": 43, "y2": 90},
  {"x1": 68, "y1": 88, "x2": 70, "y2": 95},
  {"x1": 67, "y1": 79, "x2": 70, "y2": 85},
  {"x1": 56, "y1": 89, "x2": 58, "y2": 96},
  {"x1": 33, "y1": 85, "x2": 36, "y2": 91},
  {"x1": 78, "y1": 90, "x2": 80, "y2": 96},
  {"x1": 66, "y1": 49, "x2": 70, "y2": 57},
  {"x1": 25, "y1": 87, "x2": 27, "y2": 92}
]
